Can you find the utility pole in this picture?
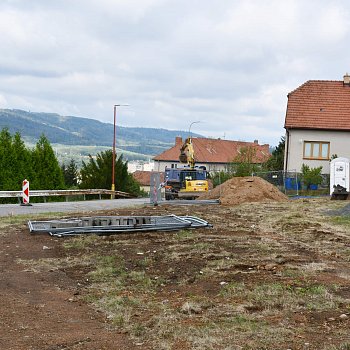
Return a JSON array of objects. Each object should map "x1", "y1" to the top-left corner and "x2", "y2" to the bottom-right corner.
[{"x1": 111, "y1": 104, "x2": 128, "y2": 199}]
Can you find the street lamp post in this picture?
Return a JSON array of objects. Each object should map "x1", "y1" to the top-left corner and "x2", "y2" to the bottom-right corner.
[
  {"x1": 189, "y1": 120, "x2": 201, "y2": 138},
  {"x1": 111, "y1": 104, "x2": 128, "y2": 199}
]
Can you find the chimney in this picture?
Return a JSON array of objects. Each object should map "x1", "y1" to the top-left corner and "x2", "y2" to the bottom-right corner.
[
  {"x1": 175, "y1": 136, "x2": 183, "y2": 146},
  {"x1": 344, "y1": 73, "x2": 350, "y2": 85}
]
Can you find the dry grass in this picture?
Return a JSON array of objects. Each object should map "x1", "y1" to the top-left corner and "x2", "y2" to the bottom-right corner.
[
  {"x1": 0, "y1": 212, "x2": 66, "y2": 231},
  {"x1": 16, "y1": 198, "x2": 350, "y2": 349},
  {"x1": 17, "y1": 255, "x2": 93, "y2": 272}
]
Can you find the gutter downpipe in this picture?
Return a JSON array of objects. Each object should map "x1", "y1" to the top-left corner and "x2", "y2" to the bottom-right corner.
[
  {"x1": 284, "y1": 129, "x2": 290, "y2": 195},
  {"x1": 285, "y1": 129, "x2": 290, "y2": 173}
]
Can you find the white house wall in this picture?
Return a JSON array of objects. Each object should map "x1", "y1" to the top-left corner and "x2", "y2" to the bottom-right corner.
[
  {"x1": 128, "y1": 161, "x2": 154, "y2": 173},
  {"x1": 285, "y1": 129, "x2": 350, "y2": 174}
]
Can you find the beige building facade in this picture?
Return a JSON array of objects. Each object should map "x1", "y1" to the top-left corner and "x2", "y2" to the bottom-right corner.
[{"x1": 284, "y1": 129, "x2": 350, "y2": 174}]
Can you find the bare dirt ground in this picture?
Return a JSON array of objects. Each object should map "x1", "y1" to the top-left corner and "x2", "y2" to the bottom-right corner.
[{"x1": 1, "y1": 198, "x2": 350, "y2": 350}]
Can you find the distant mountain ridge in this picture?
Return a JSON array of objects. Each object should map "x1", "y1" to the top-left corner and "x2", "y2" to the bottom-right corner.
[{"x1": 0, "y1": 109, "x2": 201, "y2": 157}]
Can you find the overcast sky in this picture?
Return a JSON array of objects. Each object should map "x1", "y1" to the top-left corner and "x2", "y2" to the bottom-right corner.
[{"x1": 1, "y1": 0, "x2": 350, "y2": 146}]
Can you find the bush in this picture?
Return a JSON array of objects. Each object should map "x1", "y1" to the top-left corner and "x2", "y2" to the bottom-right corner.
[{"x1": 301, "y1": 164, "x2": 323, "y2": 190}]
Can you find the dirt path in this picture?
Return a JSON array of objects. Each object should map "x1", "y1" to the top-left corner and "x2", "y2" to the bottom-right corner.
[{"x1": 0, "y1": 223, "x2": 136, "y2": 350}]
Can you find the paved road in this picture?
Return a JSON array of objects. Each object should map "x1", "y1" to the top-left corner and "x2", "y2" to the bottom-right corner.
[{"x1": 0, "y1": 198, "x2": 149, "y2": 217}]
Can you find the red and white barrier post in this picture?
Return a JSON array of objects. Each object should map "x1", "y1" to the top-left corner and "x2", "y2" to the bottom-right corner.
[{"x1": 21, "y1": 179, "x2": 31, "y2": 206}]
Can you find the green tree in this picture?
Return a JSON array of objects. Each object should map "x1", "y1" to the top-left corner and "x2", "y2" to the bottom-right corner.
[
  {"x1": 31, "y1": 134, "x2": 64, "y2": 189},
  {"x1": 0, "y1": 128, "x2": 15, "y2": 190},
  {"x1": 0, "y1": 129, "x2": 34, "y2": 195},
  {"x1": 62, "y1": 159, "x2": 79, "y2": 187},
  {"x1": 301, "y1": 164, "x2": 323, "y2": 190},
  {"x1": 263, "y1": 136, "x2": 285, "y2": 171},
  {"x1": 12, "y1": 132, "x2": 33, "y2": 188},
  {"x1": 79, "y1": 150, "x2": 141, "y2": 195},
  {"x1": 210, "y1": 170, "x2": 234, "y2": 187},
  {"x1": 210, "y1": 145, "x2": 266, "y2": 186},
  {"x1": 232, "y1": 146, "x2": 259, "y2": 177}
]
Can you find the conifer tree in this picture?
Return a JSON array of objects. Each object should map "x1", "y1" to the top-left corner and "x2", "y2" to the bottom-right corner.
[
  {"x1": 12, "y1": 132, "x2": 33, "y2": 188},
  {"x1": 263, "y1": 136, "x2": 285, "y2": 171},
  {"x1": 0, "y1": 129, "x2": 33, "y2": 190},
  {"x1": 31, "y1": 135, "x2": 64, "y2": 189},
  {"x1": 0, "y1": 128, "x2": 15, "y2": 190},
  {"x1": 62, "y1": 159, "x2": 79, "y2": 187},
  {"x1": 80, "y1": 150, "x2": 141, "y2": 195}
]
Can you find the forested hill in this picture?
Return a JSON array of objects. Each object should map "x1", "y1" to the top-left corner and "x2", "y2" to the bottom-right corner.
[{"x1": 0, "y1": 109, "x2": 200, "y2": 156}]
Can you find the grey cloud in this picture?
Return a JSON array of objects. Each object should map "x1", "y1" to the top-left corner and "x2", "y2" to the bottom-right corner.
[{"x1": 2, "y1": 0, "x2": 350, "y2": 146}]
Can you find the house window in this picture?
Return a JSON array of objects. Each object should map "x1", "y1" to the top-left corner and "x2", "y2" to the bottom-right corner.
[{"x1": 303, "y1": 141, "x2": 330, "y2": 160}]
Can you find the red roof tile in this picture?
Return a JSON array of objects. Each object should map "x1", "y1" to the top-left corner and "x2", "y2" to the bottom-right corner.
[
  {"x1": 153, "y1": 138, "x2": 270, "y2": 164},
  {"x1": 285, "y1": 80, "x2": 350, "y2": 130}
]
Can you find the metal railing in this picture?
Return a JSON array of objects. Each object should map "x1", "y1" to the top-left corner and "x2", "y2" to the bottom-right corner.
[{"x1": 0, "y1": 189, "x2": 133, "y2": 202}]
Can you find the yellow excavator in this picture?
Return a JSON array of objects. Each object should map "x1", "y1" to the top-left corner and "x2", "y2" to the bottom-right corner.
[{"x1": 164, "y1": 137, "x2": 209, "y2": 200}]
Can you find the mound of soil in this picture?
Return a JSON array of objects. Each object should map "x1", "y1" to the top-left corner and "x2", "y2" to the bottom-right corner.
[{"x1": 199, "y1": 176, "x2": 288, "y2": 206}]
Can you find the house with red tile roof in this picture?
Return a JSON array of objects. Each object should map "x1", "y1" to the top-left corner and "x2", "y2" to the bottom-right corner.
[
  {"x1": 284, "y1": 74, "x2": 350, "y2": 174},
  {"x1": 153, "y1": 137, "x2": 270, "y2": 173}
]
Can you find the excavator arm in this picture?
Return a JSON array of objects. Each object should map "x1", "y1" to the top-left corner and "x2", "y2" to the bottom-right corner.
[{"x1": 179, "y1": 137, "x2": 195, "y2": 168}]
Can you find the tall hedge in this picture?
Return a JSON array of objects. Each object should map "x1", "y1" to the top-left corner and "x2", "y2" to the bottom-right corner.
[{"x1": 0, "y1": 129, "x2": 64, "y2": 190}]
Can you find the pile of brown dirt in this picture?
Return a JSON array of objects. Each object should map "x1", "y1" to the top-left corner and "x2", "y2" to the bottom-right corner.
[{"x1": 199, "y1": 176, "x2": 288, "y2": 205}]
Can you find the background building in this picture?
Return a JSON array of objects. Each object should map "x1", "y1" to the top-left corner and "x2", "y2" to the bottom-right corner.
[{"x1": 153, "y1": 137, "x2": 270, "y2": 173}]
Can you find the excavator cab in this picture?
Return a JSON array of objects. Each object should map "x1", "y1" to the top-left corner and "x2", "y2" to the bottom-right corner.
[{"x1": 164, "y1": 166, "x2": 208, "y2": 200}]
